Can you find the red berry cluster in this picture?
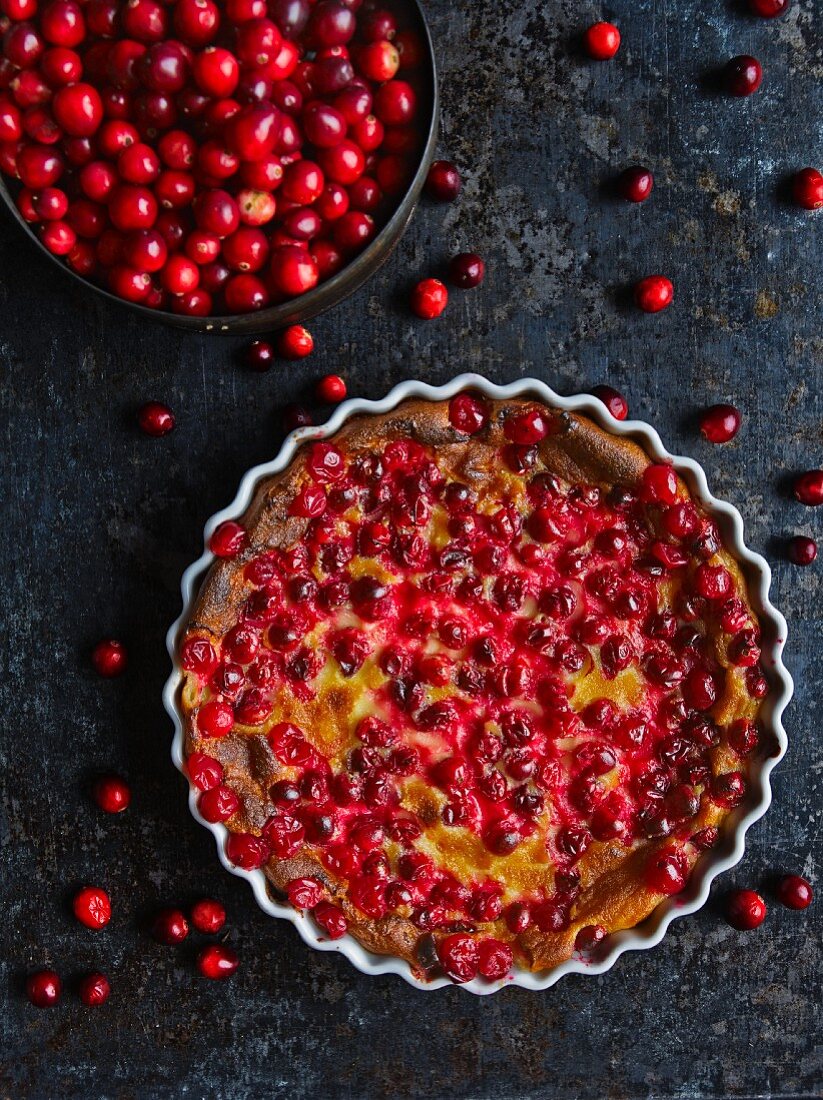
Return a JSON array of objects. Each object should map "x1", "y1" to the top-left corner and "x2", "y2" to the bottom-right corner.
[
  {"x1": 725, "y1": 874, "x2": 813, "y2": 931},
  {"x1": 0, "y1": 0, "x2": 428, "y2": 315}
]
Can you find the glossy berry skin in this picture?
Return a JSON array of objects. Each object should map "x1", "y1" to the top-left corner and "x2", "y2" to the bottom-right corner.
[
  {"x1": 584, "y1": 22, "x2": 620, "y2": 60},
  {"x1": 788, "y1": 536, "x2": 817, "y2": 566},
  {"x1": 776, "y1": 874, "x2": 813, "y2": 910},
  {"x1": 410, "y1": 277, "x2": 447, "y2": 319},
  {"x1": 725, "y1": 889, "x2": 766, "y2": 930},
  {"x1": 315, "y1": 373, "x2": 346, "y2": 402},
  {"x1": 794, "y1": 470, "x2": 823, "y2": 506},
  {"x1": 91, "y1": 638, "x2": 128, "y2": 677},
  {"x1": 277, "y1": 324, "x2": 313, "y2": 359},
  {"x1": 748, "y1": 0, "x2": 789, "y2": 14},
  {"x1": 724, "y1": 55, "x2": 763, "y2": 97},
  {"x1": 190, "y1": 897, "x2": 226, "y2": 934},
  {"x1": 634, "y1": 275, "x2": 673, "y2": 313},
  {"x1": 79, "y1": 972, "x2": 111, "y2": 1006},
  {"x1": 792, "y1": 168, "x2": 823, "y2": 211},
  {"x1": 424, "y1": 159, "x2": 461, "y2": 202},
  {"x1": 73, "y1": 886, "x2": 112, "y2": 930},
  {"x1": 448, "y1": 252, "x2": 484, "y2": 289},
  {"x1": 245, "y1": 340, "x2": 274, "y2": 372},
  {"x1": 699, "y1": 403, "x2": 741, "y2": 444},
  {"x1": 591, "y1": 385, "x2": 628, "y2": 421},
  {"x1": 152, "y1": 907, "x2": 189, "y2": 944},
  {"x1": 137, "y1": 400, "x2": 175, "y2": 437},
  {"x1": 197, "y1": 943, "x2": 239, "y2": 979},
  {"x1": 618, "y1": 165, "x2": 653, "y2": 202},
  {"x1": 210, "y1": 520, "x2": 246, "y2": 558},
  {"x1": 26, "y1": 970, "x2": 61, "y2": 1007},
  {"x1": 92, "y1": 774, "x2": 131, "y2": 813}
]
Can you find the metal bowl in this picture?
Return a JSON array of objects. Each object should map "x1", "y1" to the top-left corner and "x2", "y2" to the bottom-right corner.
[{"x1": 0, "y1": 0, "x2": 439, "y2": 335}]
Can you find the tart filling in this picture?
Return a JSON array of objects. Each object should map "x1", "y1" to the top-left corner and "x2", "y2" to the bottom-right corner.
[{"x1": 177, "y1": 397, "x2": 769, "y2": 983}]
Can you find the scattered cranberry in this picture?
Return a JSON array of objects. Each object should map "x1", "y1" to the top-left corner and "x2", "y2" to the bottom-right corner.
[
  {"x1": 91, "y1": 774, "x2": 131, "y2": 814},
  {"x1": 137, "y1": 400, "x2": 175, "y2": 437},
  {"x1": 724, "y1": 55, "x2": 763, "y2": 97},
  {"x1": 792, "y1": 168, "x2": 823, "y2": 211},
  {"x1": 79, "y1": 972, "x2": 111, "y2": 1006},
  {"x1": 448, "y1": 251, "x2": 485, "y2": 289},
  {"x1": 575, "y1": 924, "x2": 607, "y2": 953},
  {"x1": 245, "y1": 340, "x2": 274, "y2": 372},
  {"x1": 26, "y1": 970, "x2": 61, "y2": 1007},
  {"x1": 73, "y1": 885, "x2": 112, "y2": 930},
  {"x1": 699, "y1": 403, "x2": 741, "y2": 444},
  {"x1": 748, "y1": 0, "x2": 789, "y2": 14},
  {"x1": 584, "y1": 21, "x2": 620, "y2": 61},
  {"x1": 283, "y1": 404, "x2": 314, "y2": 431},
  {"x1": 278, "y1": 324, "x2": 314, "y2": 360},
  {"x1": 209, "y1": 520, "x2": 247, "y2": 558},
  {"x1": 788, "y1": 535, "x2": 817, "y2": 566},
  {"x1": 197, "y1": 943, "x2": 239, "y2": 979},
  {"x1": 775, "y1": 874, "x2": 813, "y2": 910},
  {"x1": 424, "y1": 159, "x2": 461, "y2": 202},
  {"x1": 794, "y1": 470, "x2": 823, "y2": 506},
  {"x1": 725, "y1": 888, "x2": 766, "y2": 930},
  {"x1": 190, "y1": 898, "x2": 227, "y2": 934},
  {"x1": 634, "y1": 275, "x2": 673, "y2": 313},
  {"x1": 315, "y1": 373, "x2": 347, "y2": 403},
  {"x1": 91, "y1": 638, "x2": 127, "y2": 678},
  {"x1": 591, "y1": 385, "x2": 628, "y2": 421},
  {"x1": 410, "y1": 277, "x2": 448, "y2": 319},
  {"x1": 152, "y1": 907, "x2": 190, "y2": 944},
  {"x1": 617, "y1": 165, "x2": 653, "y2": 202}
]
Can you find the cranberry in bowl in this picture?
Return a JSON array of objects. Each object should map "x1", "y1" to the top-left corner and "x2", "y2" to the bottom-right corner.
[{"x1": 0, "y1": 0, "x2": 438, "y2": 333}]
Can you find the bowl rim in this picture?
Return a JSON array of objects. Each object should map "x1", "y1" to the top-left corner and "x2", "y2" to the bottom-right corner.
[
  {"x1": 163, "y1": 373, "x2": 793, "y2": 995},
  {"x1": 0, "y1": 0, "x2": 439, "y2": 335}
]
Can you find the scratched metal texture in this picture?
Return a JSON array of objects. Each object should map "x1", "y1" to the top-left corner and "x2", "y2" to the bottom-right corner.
[{"x1": 0, "y1": 1, "x2": 821, "y2": 1097}]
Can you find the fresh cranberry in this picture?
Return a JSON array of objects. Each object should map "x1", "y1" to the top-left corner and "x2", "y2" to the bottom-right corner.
[
  {"x1": 775, "y1": 874, "x2": 813, "y2": 910},
  {"x1": 79, "y1": 972, "x2": 111, "y2": 1006},
  {"x1": 794, "y1": 470, "x2": 823, "y2": 506},
  {"x1": 152, "y1": 907, "x2": 189, "y2": 944},
  {"x1": 788, "y1": 535, "x2": 817, "y2": 566},
  {"x1": 448, "y1": 251, "x2": 484, "y2": 289},
  {"x1": 91, "y1": 638, "x2": 128, "y2": 677},
  {"x1": 277, "y1": 324, "x2": 313, "y2": 359},
  {"x1": 190, "y1": 897, "x2": 226, "y2": 933},
  {"x1": 197, "y1": 943, "x2": 239, "y2": 979},
  {"x1": 617, "y1": 165, "x2": 653, "y2": 202},
  {"x1": 73, "y1": 885, "x2": 112, "y2": 929},
  {"x1": 725, "y1": 888, "x2": 766, "y2": 930},
  {"x1": 410, "y1": 277, "x2": 447, "y2": 319},
  {"x1": 634, "y1": 274, "x2": 673, "y2": 312},
  {"x1": 315, "y1": 373, "x2": 346, "y2": 402},
  {"x1": 137, "y1": 400, "x2": 175, "y2": 437},
  {"x1": 792, "y1": 167, "x2": 823, "y2": 210},
  {"x1": 700, "y1": 403, "x2": 741, "y2": 443},
  {"x1": 245, "y1": 340, "x2": 274, "y2": 372},
  {"x1": 210, "y1": 520, "x2": 246, "y2": 558},
  {"x1": 748, "y1": 0, "x2": 789, "y2": 14},
  {"x1": 584, "y1": 21, "x2": 620, "y2": 60},
  {"x1": 92, "y1": 774, "x2": 131, "y2": 814},
  {"x1": 591, "y1": 384, "x2": 628, "y2": 420},
  {"x1": 424, "y1": 158, "x2": 460, "y2": 201},
  {"x1": 26, "y1": 970, "x2": 61, "y2": 1007},
  {"x1": 724, "y1": 55, "x2": 763, "y2": 97}
]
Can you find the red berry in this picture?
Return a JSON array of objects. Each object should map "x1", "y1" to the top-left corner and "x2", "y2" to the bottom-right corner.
[
  {"x1": 373, "y1": 78, "x2": 415, "y2": 125},
  {"x1": 634, "y1": 275, "x2": 673, "y2": 312},
  {"x1": 198, "y1": 784, "x2": 239, "y2": 822},
  {"x1": 186, "y1": 751, "x2": 222, "y2": 789},
  {"x1": 584, "y1": 21, "x2": 620, "y2": 60},
  {"x1": 278, "y1": 324, "x2": 313, "y2": 359},
  {"x1": 504, "y1": 407, "x2": 551, "y2": 444},
  {"x1": 410, "y1": 277, "x2": 447, "y2": 319},
  {"x1": 591, "y1": 384, "x2": 628, "y2": 421},
  {"x1": 152, "y1": 907, "x2": 189, "y2": 944},
  {"x1": 91, "y1": 638, "x2": 127, "y2": 677},
  {"x1": 78, "y1": 972, "x2": 110, "y2": 1006},
  {"x1": 449, "y1": 393, "x2": 488, "y2": 435},
  {"x1": 210, "y1": 520, "x2": 246, "y2": 558},
  {"x1": 315, "y1": 373, "x2": 346, "y2": 403},
  {"x1": 52, "y1": 82, "x2": 103, "y2": 136},
  {"x1": 775, "y1": 874, "x2": 813, "y2": 910},
  {"x1": 617, "y1": 165, "x2": 653, "y2": 202},
  {"x1": 792, "y1": 167, "x2": 823, "y2": 211},
  {"x1": 438, "y1": 932, "x2": 479, "y2": 983},
  {"x1": 190, "y1": 897, "x2": 226, "y2": 933},
  {"x1": 245, "y1": 340, "x2": 274, "y2": 371},
  {"x1": 724, "y1": 55, "x2": 763, "y2": 97},
  {"x1": 197, "y1": 943, "x2": 239, "y2": 979},
  {"x1": 574, "y1": 924, "x2": 608, "y2": 953},
  {"x1": 788, "y1": 535, "x2": 817, "y2": 566},
  {"x1": 137, "y1": 400, "x2": 175, "y2": 437},
  {"x1": 748, "y1": 0, "x2": 789, "y2": 14},
  {"x1": 424, "y1": 158, "x2": 461, "y2": 202},
  {"x1": 477, "y1": 938, "x2": 513, "y2": 980},
  {"x1": 725, "y1": 888, "x2": 766, "y2": 930},
  {"x1": 26, "y1": 970, "x2": 61, "y2": 1007},
  {"x1": 313, "y1": 900, "x2": 347, "y2": 939},
  {"x1": 645, "y1": 847, "x2": 689, "y2": 895},
  {"x1": 794, "y1": 470, "x2": 823, "y2": 506},
  {"x1": 699, "y1": 403, "x2": 741, "y2": 444},
  {"x1": 197, "y1": 698, "x2": 234, "y2": 738},
  {"x1": 448, "y1": 251, "x2": 484, "y2": 289},
  {"x1": 268, "y1": 246, "x2": 318, "y2": 296},
  {"x1": 73, "y1": 885, "x2": 112, "y2": 930},
  {"x1": 92, "y1": 774, "x2": 131, "y2": 814}
]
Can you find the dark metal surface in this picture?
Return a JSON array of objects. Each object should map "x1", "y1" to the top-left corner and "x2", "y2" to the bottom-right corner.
[{"x1": 0, "y1": 1, "x2": 820, "y2": 1097}]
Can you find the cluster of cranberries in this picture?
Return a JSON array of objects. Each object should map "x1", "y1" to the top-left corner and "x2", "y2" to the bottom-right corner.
[{"x1": 0, "y1": 0, "x2": 429, "y2": 315}]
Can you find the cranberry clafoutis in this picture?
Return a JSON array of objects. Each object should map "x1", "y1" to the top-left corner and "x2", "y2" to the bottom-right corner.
[{"x1": 177, "y1": 396, "x2": 769, "y2": 983}]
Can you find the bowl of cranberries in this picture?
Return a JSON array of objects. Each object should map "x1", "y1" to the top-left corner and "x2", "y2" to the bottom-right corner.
[{"x1": 0, "y1": 0, "x2": 438, "y2": 331}]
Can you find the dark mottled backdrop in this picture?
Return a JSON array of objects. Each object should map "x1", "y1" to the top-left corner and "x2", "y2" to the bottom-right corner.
[{"x1": 1, "y1": 1, "x2": 821, "y2": 1097}]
